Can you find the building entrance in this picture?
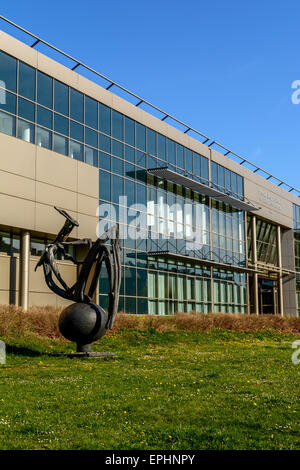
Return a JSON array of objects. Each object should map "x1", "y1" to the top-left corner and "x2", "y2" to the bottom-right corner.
[{"x1": 258, "y1": 279, "x2": 278, "y2": 314}]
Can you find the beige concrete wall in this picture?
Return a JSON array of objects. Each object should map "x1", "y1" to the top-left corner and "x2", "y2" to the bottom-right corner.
[
  {"x1": 0, "y1": 133, "x2": 99, "y2": 239},
  {"x1": 0, "y1": 253, "x2": 77, "y2": 308}
]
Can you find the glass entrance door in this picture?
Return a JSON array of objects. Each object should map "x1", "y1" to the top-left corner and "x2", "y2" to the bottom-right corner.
[{"x1": 258, "y1": 279, "x2": 278, "y2": 314}]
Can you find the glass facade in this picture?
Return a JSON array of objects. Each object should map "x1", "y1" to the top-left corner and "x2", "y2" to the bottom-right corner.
[
  {"x1": 247, "y1": 215, "x2": 278, "y2": 266},
  {"x1": 0, "y1": 49, "x2": 250, "y2": 315}
]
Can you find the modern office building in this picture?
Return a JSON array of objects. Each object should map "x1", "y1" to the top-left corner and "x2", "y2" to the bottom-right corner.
[{"x1": 0, "y1": 18, "x2": 299, "y2": 316}]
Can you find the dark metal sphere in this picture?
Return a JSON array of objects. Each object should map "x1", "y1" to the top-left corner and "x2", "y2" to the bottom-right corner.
[{"x1": 59, "y1": 303, "x2": 108, "y2": 348}]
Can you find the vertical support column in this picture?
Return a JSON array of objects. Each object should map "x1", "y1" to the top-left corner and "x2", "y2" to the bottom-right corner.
[
  {"x1": 277, "y1": 225, "x2": 284, "y2": 316},
  {"x1": 20, "y1": 231, "x2": 30, "y2": 311},
  {"x1": 251, "y1": 215, "x2": 259, "y2": 315}
]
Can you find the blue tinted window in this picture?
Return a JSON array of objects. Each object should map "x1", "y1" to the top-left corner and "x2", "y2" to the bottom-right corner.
[
  {"x1": 112, "y1": 110, "x2": 123, "y2": 141},
  {"x1": 37, "y1": 106, "x2": 52, "y2": 129},
  {"x1": 193, "y1": 152, "x2": 201, "y2": 176},
  {"x1": 125, "y1": 117, "x2": 134, "y2": 145},
  {"x1": 70, "y1": 88, "x2": 83, "y2": 122},
  {"x1": 54, "y1": 80, "x2": 69, "y2": 116},
  {"x1": 185, "y1": 149, "x2": 192, "y2": 173},
  {"x1": 136, "y1": 150, "x2": 146, "y2": 167},
  {"x1": 111, "y1": 139, "x2": 123, "y2": 158},
  {"x1": 0, "y1": 110, "x2": 15, "y2": 136},
  {"x1": 0, "y1": 91, "x2": 16, "y2": 114},
  {"x1": 54, "y1": 113, "x2": 68, "y2": 136},
  {"x1": 85, "y1": 96, "x2": 98, "y2": 129},
  {"x1": 112, "y1": 156, "x2": 124, "y2": 175},
  {"x1": 147, "y1": 128, "x2": 156, "y2": 156},
  {"x1": 70, "y1": 120, "x2": 83, "y2": 142},
  {"x1": 85, "y1": 146, "x2": 98, "y2": 166},
  {"x1": 19, "y1": 62, "x2": 35, "y2": 100},
  {"x1": 136, "y1": 123, "x2": 146, "y2": 151},
  {"x1": 85, "y1": 127, "x2": 97, "y2": 148},
  {"x1": 99, "y1": 133, "x2": 111, "y2": 153},
  {"x1": 99, "y1": 170, "x2": 111, "y2": 201},
  {"x1": 37, "y1": 72, "x2": 53, "y2": 108},
  {"x1": 125, "y1": 145, "x2": 135, "y2": 163},
  {"x1": 18, "y1": 97, "x2": 35, "y2": 122},
  {"x1": 36, "y1": 126, "x2": 52, "y2": 149},
  {"x1": 157, "y1": 134, "x2": 166, "y2": 160},
  {"x1": 211, "y1": 162, "x2": 218, "y2": 187},
  {"x1": 17, "y1": 119, "x2": 34, "y2": 143},
  {"x1": 201, "y1": 156, "x2": 209, "y2": 182},
  {"x1": 176, "y1": 144, "x2": 184, "y2": 168},
  {"x1": 70, "y1": 140, "x2": 83, "y2": 160},
  {"x1": 99, "y1": 151, "x2": 111, "y2": 171},
  {"x1": 99, "y1": 103, "x2": 111, "y2": 135},
  {"x1": 237, "y1": 175, "x2": 243, "y2": 196},
  {"x1": 0, "y1": 51, "x2": 17, "y2": 92},
  {"x1": 167, "y1": 139, "x2": 175, "y2": 165},
  {"x1": 53, "y1": 134, "x2": 68, "y2": 155},
  {"x1": 112, "y1": 175, "x2": 124, "y2": 204}
]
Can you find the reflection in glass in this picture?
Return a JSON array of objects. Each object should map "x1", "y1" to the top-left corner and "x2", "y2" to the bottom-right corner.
[
  {"x1": 54, "y1": 113, "x2": 68, "y2": 135},
  {"x1": 85, "y1": 146, "x2": 98, "y2": 166},
  {"x1": 0, "y1": 91, "x2": 16, "y2": 114},
  {"x1": 0, "y1": 110, "x2": 15, "y2": 136},
  {"x1": 70, "y1": 139, "x2": 83, "y2": 160},
  {"x1": 85, "y1": 96, "x2": 97, "y2": 129},
  {"x1": 37, "y1": 106, "x2": 52, "y2": 129},
  {"x1": 17, "y1": 119, "x2": 34, "y2": 143},
  {"x1": 53, "y1": 133, "x2": 68, "y2": 155},
  {"x1": 36, "y1": 126, "x2": 52, "y2": 149}
]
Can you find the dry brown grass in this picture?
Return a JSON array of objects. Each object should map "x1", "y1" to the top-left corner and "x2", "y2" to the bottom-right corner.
[{"x1": 0, "y1": 305, "x2": 299, "y2": 339}]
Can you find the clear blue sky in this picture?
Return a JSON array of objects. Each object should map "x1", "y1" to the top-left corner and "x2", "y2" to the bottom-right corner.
[{"x1": 1, "y1": 0, "x2": 299, "y2": 190}]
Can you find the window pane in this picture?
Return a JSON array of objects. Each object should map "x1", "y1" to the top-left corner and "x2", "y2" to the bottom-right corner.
[
  {"x1": 54, "y1": 80, "x2": 69, "y2": 116},
  {"x1": 99, "y1": 151, "x2": 110, "y2": 171},
  {"x1": 17, "y1": 119, "x2": 34, "y2": 143},
  {"x1": 99, "y1": 133, "x2": 111, "y2": 153},
  {"x1": 167, "y1": 139, "x2": 175, "y2": 165},
  {"x1": 54, "y1": 113, "x2": 68, "y2": 135},
  {"x1": 36, "y1": 126, "x2": 52, "y2": 149},
  {"x1": 136, "y1": 122, "x2": 146, "y2": 151},
  {"x1": 99, "y1": 170, "x2": 111, "y2": 201},
  {"x1": 0, "y1": 110, "x2": 15, "y2": 136},
  {"x1": 111, "y1": 139, "x2": 123, "y2": 158},
  {"x1": 53, "y1": 133, "x2": 68, "y2": 155},
  {"x1": 112, "y1": 110, "x2": 123, "y2": 141},
  {"x1": 37, "y1": 106, "x2": 52, "y2": 129},
  {"x1": 85, "y1": 146, "x2": 98, "y2": 166},
  {"x1": 18, "y1": 97, "x2": 35, "y2": 122},
  {"x1": 157, "y1": 134, "x2": 166, "y2": 160},
  {"x1": 85, "y1": 96, "x2": 98, "y2": 129},
  {"x1": 70, "y1": 140, "x2": 83, "y2": 160},
  {"x1": 176, "y1": 144, "x2": 184, "y2": 168},
  {"x1": 125, "y1": 117, "x2": 134, "y2": 145},
  {"x1": 147, "y1": 128, "x2": 156, "y2": 156},
  {"x1": 37, "y1": 71, "x2": 53, "y2": 108},
  {"x1": 70, "y1": 120, "x2": 83, "y2": 141},
  {"x1": 0, "y1": 51, "x2": 17, "y2": 92},
  {"x1": 85, "y1": 127, "x2": 97, "y2": 148},
  {"x1": 0, "y1": 90, "x2": 16, "y2": 114},
  {"x1": 70, "y1": 88, "x2": 83, "y2": 122},
  {"x1": 18, "y1": 62, "x2": 35, "y2": 100},
  {"x1": 99, "y1": 103, "x2": 111, "y2": 135},
  {"x1": 125, "y1": 145, "x2": 135, "y2": 163}
]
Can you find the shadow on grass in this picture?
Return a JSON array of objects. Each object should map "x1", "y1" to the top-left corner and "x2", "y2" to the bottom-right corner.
[{"x1": 6, "y1": 344, "x2": 46, "y2": 357}]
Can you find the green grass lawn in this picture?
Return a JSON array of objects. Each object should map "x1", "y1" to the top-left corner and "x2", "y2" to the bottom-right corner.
[{"x1": 0, "y1": 328, "x2": 299, "y2": 450}]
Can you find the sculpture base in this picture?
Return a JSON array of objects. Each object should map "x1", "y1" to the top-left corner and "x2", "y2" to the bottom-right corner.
[{"x1": 51, "y1": 352, "x2": 116, "y2": 359}]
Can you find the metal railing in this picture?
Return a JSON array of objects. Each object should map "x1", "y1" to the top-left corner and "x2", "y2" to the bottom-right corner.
[{"x1": 0, "y1": 14, "x2": 299, "y2": 198}]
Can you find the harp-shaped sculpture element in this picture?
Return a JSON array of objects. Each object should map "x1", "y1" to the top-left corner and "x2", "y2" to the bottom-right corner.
[{"x1": 35, "y1": 207, "x2": 121, "y2": 353}]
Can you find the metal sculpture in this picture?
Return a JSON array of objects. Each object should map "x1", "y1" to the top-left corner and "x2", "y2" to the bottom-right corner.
[{"x1": 35, "y1": 207, "x2": 121, "y2": 354}]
